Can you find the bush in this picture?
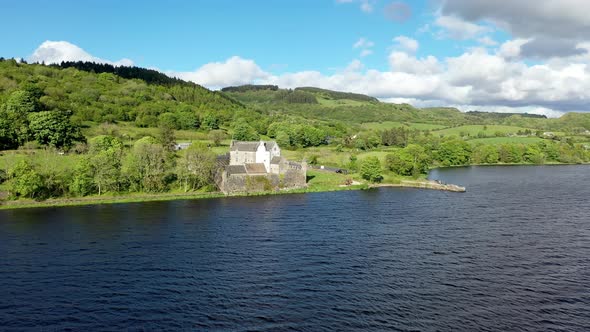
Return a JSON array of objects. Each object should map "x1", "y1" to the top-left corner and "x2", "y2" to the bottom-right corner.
[
  {"x1": 8, "y1": 160, "x2": 45, "y2": 199},
  {"x1": 360, "y1": 156, "x2": 383, "y2": 183},
  {"x1": 208, "y1": 130, "x2": 226, "y2": 146}
]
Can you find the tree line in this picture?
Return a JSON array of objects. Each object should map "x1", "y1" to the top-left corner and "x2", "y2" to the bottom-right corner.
[{"x1": 5, "y1": 135, "x2": 217, "y2": 200}]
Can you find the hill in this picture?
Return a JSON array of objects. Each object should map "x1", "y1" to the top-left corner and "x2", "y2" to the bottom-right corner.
[
  {"x1": 0, "y1": 59, "x2": 244, "y2": 127},
  {"x1": 2, "y1": 61, "x2": 590, "y2": 147},
  {"x1": 221, "y1": 84, "x2": 590, "y2": 131},
  {"x1": 294, "y1": 87, "x2": 379, "y2": 103}
]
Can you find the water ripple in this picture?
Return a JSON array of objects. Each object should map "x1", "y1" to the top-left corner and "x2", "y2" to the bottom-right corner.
[{"x1": 0, "y1": 165, "x2": 589, "y2": 331}]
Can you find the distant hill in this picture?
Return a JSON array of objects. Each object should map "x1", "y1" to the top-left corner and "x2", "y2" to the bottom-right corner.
[
  {"x1": 466, "y1": 111, "x2": 547, "y2": 119},
  {"x1": 2, "y1": 60, "x2": 590, "y2": 135},
  {"x1": 55, "y1": 61, "x2": 196, "y2": 87},
  {"x1": 221, "y1": 85, "x2": 279, "y2": 93},
  {"x1": 295, "y1": 87, "x2": 379, "y2": 103}
]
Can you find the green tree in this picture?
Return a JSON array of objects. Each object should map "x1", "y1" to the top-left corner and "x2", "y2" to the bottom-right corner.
[
  {"x1": 158, "y1": 112, "x2": 179, "y2": 129},
  {"x1": 437, "y1": 139, "x2": 471, "y2": 166},
  {"x1": 69, "y1": 157, "x2": 96, "y2": 196},
  {"x1": 28, "y1": 110, "x2": 84, "y2": 150},
  {"x1": 208, "y1": 130, "x2": 226, "y2": 146},
  {"x1": 158, "y1": 125, "x2": 176, "y2": 151},
  {"x1": 275, "y1": 131, "x2": 291, "y2": 149},
  {"x1": 232, "y1": 122, "x2": 259, "y2": 141},
  {"x1": 176, "y1": 143, "x2": 217, "y2": 192},
  {"x1": 176, "y1": 111, "x2": 199, "y2": 130},
  {"x1": 386, "y1": 144, "x2": 431, "y2": 177},
  {"x1": 124, "y1": 137, "x2": 169, "y2": 192},
  {"x1": 360, "y1": 156, "x2": 383, "y2": 182},
  {"x1": 88, "y1": 135, "x2": 124, "y2": 195},
  {"x1": 498, "y1": 144, "x2": 524, "y2": 163},
  {"x1": 202, "y1": 112, "x2": 220, "y2": 130},
  {"x1": 524, "y1": 145, "x2": 545, "y2": 164},
  {"x1": 0, "y1": 114, "x2": 18, "y2": 150},
  {"x1": 3, "y1": 89, "x2": 42, "y2": 145},
  {"x1": 471, "y1": 144, "x2": 499, "y2": 164},
  {"x1": 301, "y1": 125, "x2": 325, "y2": 147},
  {"x1": 8, "y1": 160, "x2": 45, "y2": 199}
]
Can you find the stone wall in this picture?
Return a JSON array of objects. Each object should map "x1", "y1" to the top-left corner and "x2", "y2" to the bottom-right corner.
[{"x1": 217, "y1": 165, "x2": 307, "y2": 194}]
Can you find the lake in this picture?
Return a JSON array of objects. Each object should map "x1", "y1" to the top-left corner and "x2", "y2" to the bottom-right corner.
[{"x1": 1, "y1": 166, "x2": 589, "y2": 331}]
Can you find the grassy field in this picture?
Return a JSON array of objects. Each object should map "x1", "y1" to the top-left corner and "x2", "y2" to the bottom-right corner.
[
  {"x1": 82, "y1": 121, "x2": 211, "y2": 141},
  {"x1": 468, "y1": 137, "x2": 544, "y2": 145},
  {"x1": 433, "y1": 125, "x2": 533, "y2": 137},
  {"x1": 305, "y1": 169, "x2": 361, "y2": 191},
  {"x1": 0, "y1": 150, "x2": 81, "y2": 173},
  {"x1": 281, "y1": 146, "x2": 397, "y2": 169},
  {"x1": 317, "y1": 97, "x2": 371, "y2": 107},
  {"x1": 361, "y1": 121, "x2": 447, "y2": 131}
]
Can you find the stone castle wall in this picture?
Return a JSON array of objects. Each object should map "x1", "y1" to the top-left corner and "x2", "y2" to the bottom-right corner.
[{"x1": 216, "y1": 162, "x2": 307, "y2": 194}]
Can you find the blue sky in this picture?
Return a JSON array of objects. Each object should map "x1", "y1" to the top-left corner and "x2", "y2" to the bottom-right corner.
[
  {"x1": 1, "y1": 0, "x2": 497, "y2": 72},
  {"x1": 2, "y1": 0, "x2": 590, "y2": 117}
]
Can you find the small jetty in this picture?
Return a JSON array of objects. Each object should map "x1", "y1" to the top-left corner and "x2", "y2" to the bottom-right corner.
[{"x1": 370, "y1": 180, "x2": 466, "y2": 192}]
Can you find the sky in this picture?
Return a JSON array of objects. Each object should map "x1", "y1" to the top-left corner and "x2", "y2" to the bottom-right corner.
[{"x1": 2, "y1": 0, "x2": 590, "y2": 118}]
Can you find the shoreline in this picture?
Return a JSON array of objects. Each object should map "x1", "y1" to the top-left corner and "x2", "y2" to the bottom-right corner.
[
  {"x1": 369, "y1": 180, "x2": 466, "y2": 192},
  {"x1": 0, "y1": 184, "x2": 368, "y2": 211},
  {"x1": 0, "y1": 178, "x2": 457, "y2": 211},
  {"x1": 4, "y1": 163, "x2": 589, "y2": 211}
]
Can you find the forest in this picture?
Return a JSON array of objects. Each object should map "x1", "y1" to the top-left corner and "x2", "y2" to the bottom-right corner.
[{"x1": 1, "y1": 59, "x2": 590, "y2": 204}]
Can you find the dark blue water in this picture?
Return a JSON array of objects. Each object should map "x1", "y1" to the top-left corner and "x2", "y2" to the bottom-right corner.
[{"x1": 1, "y1": 166, "x2": 589, "y2": 331}]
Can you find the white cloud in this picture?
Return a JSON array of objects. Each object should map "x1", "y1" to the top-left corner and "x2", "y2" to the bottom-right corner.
[
  {"x1": 345, "y1": 59, "x2": 364, "y2": 72},
  {"x1": 360, "y1": 0, "x2": 373, "y2": 13},
  {"x1": 388, "y1": 52, "x2": 440, "y2": 75},
  {"x1": 360, "y1": 49, "x2": 373, "y2": 57},
  {"x1": 169, "y1": 56, "x2": 269, "y2": 88},
  {"x1": 393, "y1": 35, "x2": 419, "y2": 53},
  {"x1": 336, "y1": 0, "x2": 373, "y2": 13},
  {"x1": 353, "y1": 37, "x2": 374, "y2": 57},
  {"x1": 477, "y1": 36, "x2": 497, "y2": 46},
  {"x1": 25, "y1": 40, "x2": 590, "y2": 116},
  {"x1": 440, "y1": 0, "x2": 590, "y2": 58},
  {"x1": 434, "y1": 15, "x2": 490, "y2": 40},
  {"x1": 169, "y1": 48, "x2": 590, "y2": 115},
  {"x1": 28, "y1": 40, "x2": 133, "y2": 66},
  {"x1": 498, "y1": 38, "x2": 530, "y2": 59},
  {"x1": 353, "y1": 37, "x2": 374, "y2": 49}
]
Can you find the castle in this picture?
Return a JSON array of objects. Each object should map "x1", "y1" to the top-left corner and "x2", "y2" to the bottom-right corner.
[{"x1": 216, "y1": 141, "x2": 307, "y2": 194}]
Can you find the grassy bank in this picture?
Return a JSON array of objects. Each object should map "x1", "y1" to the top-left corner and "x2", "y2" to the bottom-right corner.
[{"x1": 0, "y1": 170, "x2": 367, "y2": 210}]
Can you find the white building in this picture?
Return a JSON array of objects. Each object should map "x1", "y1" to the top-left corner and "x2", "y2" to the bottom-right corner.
[{"x1": 229, "y1": 141, "x2": 281, "y2": 173}]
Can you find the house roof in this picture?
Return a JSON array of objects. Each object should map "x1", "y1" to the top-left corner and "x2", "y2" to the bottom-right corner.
[
  {"x1": 271, "y1": 156, "x2": 282, "y2": 164},
  {"x1": 230, "y1": 140, "x2": 278, "y2": 152},
  {"x1": 245, "y1": 163, "x2": 267, "y2": 174},
  {"x1": 226, "y1": 165, "x2": 247, "y2": 175}
]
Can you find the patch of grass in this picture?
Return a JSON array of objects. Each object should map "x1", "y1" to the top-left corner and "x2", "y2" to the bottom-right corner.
[
  {"x1": 361, "y1": 121, "x2": 447, "y2": 131},
  {"x1": 356, "y1": 151, "x2": 392, "y2": 163},
  {"x1": 468, "y1": 137, "x2": 544, "y2": 145},
  {"x1": 433, "y1": 125, "x2": 533, "y2": 137},
  {"x1": 317, "y1": 97, "x2": 371, "y2": 107},
  {"x1": 0, "y1": 149, "x2": 81, "y2": 173},
  {"x1": 82, "y1": 121, "x2": 210, "y2": 142}
]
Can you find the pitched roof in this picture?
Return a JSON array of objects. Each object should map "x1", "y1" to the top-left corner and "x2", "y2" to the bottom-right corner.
[
  {"x1": 230, "y1": 141, "x2": 260, "y2": 152},
  {"x1": 226, "y1": 165, "x2": 246, "y2": 175},
  {"x1": 271, "y1": 156, "x2": 282, "y2": 164},
  {"x1": 230, "y1": 140, "x2": 278, "y2": 152},
  {"x1": 244, "y1": 163, "x2": 267, "y2": 174}
]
